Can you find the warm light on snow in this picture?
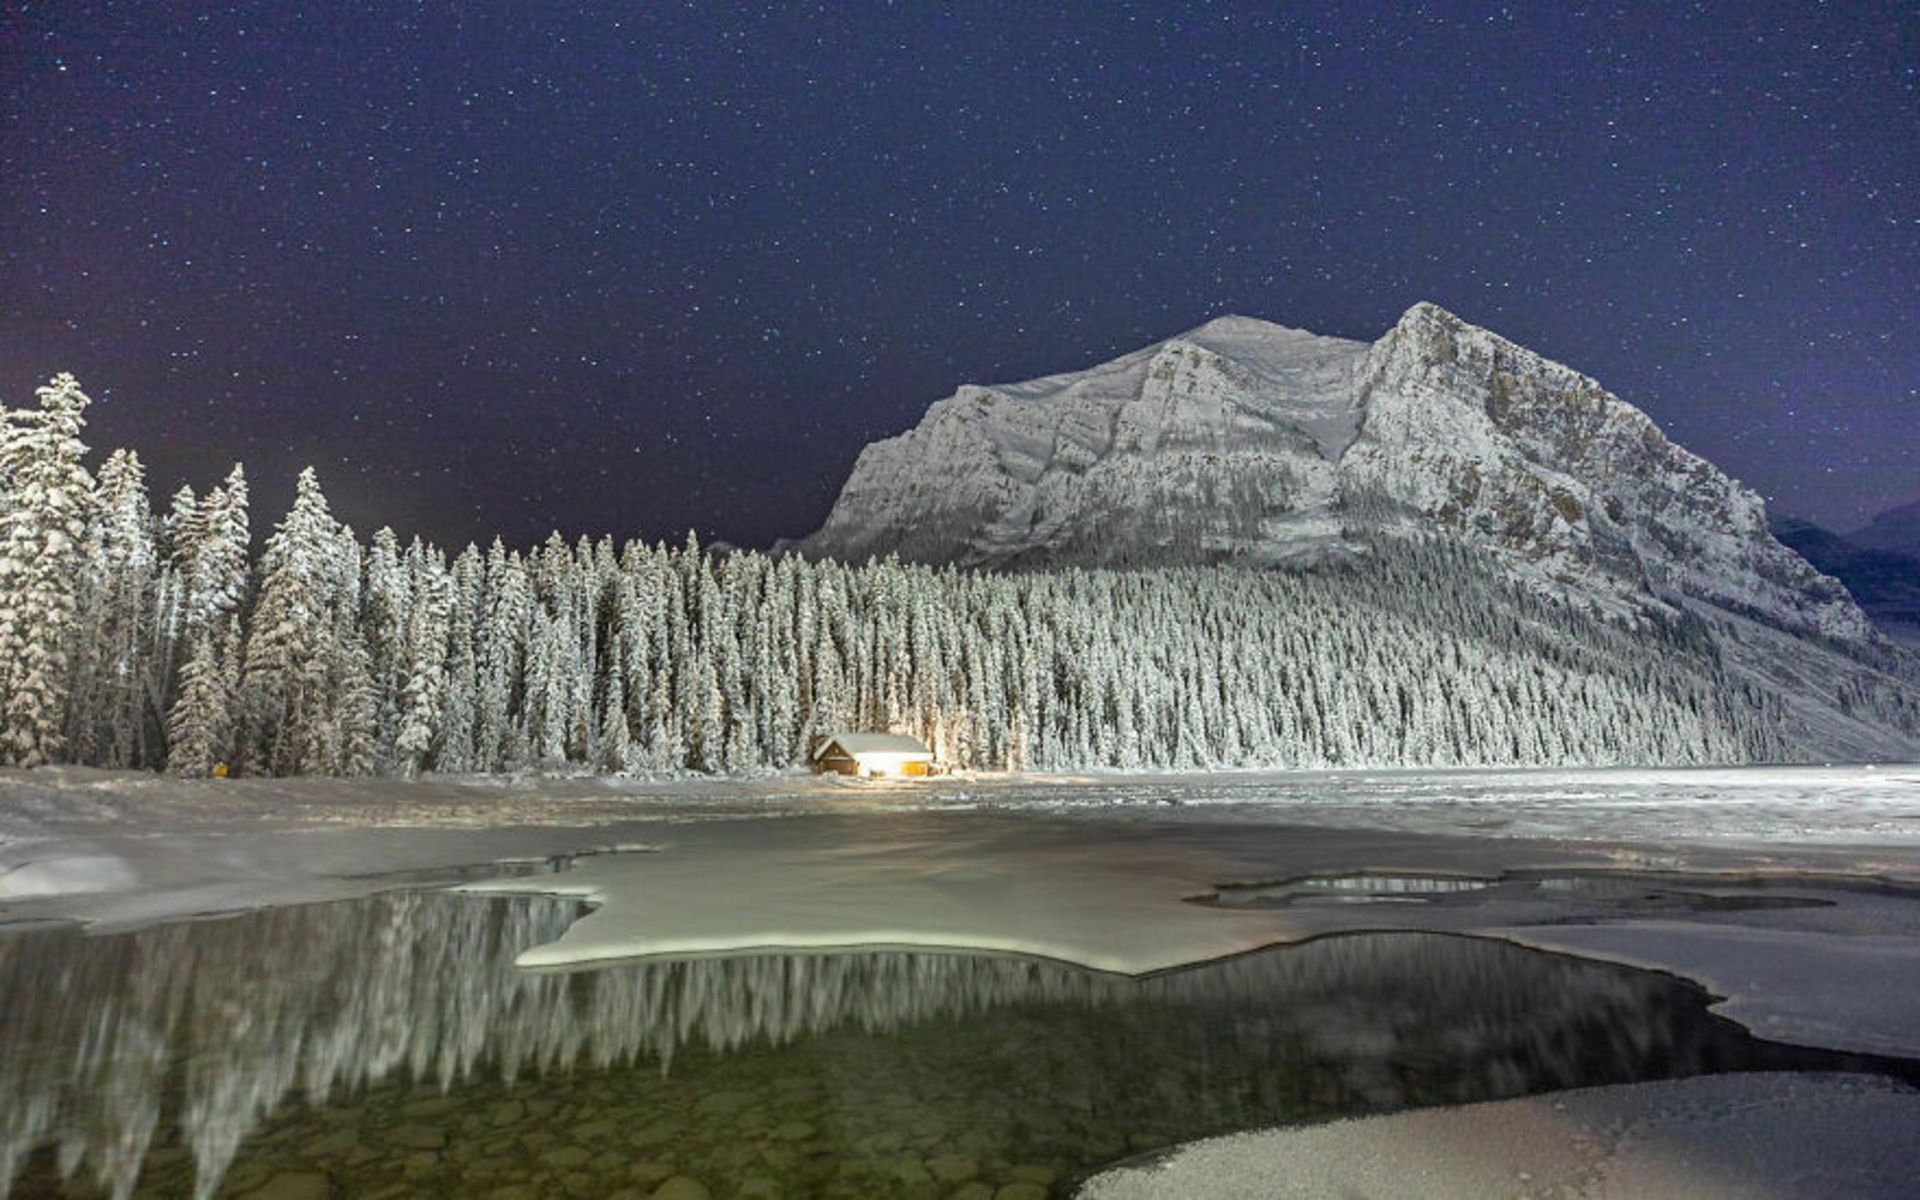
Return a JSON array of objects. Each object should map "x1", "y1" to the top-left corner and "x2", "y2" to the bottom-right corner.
[{"x1": 852, "y1": 751, "x2": 925, "y2": 778}]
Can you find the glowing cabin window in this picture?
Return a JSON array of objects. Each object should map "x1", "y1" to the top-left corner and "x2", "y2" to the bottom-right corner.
[{"x1": 856, "y1": 752, "x2": 921, "y2": 778}]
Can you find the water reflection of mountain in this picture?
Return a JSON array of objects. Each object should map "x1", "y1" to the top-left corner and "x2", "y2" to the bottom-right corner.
[{"x1": 0, "y1": 892, "x2": 1787, "y2": 1200}]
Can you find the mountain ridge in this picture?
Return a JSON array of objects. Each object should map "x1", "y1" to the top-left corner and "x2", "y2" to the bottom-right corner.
[{"x1": 1850, "y1": 499, "x2": 1920, "y2": 560}]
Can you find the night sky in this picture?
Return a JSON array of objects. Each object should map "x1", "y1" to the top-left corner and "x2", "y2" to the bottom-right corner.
[{"x1": 4, "y1": 2, "x2": 1915, "y2": 549}]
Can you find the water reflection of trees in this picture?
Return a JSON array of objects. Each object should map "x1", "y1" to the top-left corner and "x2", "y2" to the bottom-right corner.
[{"x1": 1, "y1": 892, "x2": 1725, "y2": 1200}]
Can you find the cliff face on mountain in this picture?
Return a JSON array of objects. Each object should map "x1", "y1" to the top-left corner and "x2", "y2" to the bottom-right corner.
[
  {"x1": 805, "y1": 316, "x2": 1367, "y2": 570},
  {"x1": 805, "y1": 302, "x2": 1871, "y2": 646},
  {"x1": 1341, "y1": 303, "x2": 1871, "y2": 642}
]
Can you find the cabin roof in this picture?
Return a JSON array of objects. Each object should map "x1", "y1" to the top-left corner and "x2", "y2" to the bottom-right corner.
[{"x1": 812, "y1": 732, "x2": 932, "y2": 760}]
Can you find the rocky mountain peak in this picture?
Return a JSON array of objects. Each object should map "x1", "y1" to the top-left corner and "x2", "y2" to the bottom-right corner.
[{"x1": 801, "y1": 306, "x2": 1878, "y2": 648}]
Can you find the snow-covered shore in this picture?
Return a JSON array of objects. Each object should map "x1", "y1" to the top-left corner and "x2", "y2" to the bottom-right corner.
[{"x1": 1080, "y1": 1073, "x2": 1920, "y2": 1200}]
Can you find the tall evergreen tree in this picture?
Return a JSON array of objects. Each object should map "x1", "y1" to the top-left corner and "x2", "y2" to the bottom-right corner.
[
  {"x1": 237, "y1": 468, "x2": 350, "y2": 775},
  {"x1": 393, "y1": 542, "x2": 452, "y2": 777},
  {"x1": 167, "y1": 621, "x2": 234, "y2": 776},
  {"x1": 437, "y1": 544, "x2": 484, "y2": 773},
  {"x1": 0, "y1": 374, "x2": 97, "y2": 766},
  {"x1": 69, "y1": 449, "x2": 159, "y2": 767}
]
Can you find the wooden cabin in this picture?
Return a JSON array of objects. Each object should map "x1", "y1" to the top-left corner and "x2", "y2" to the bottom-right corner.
[{"x1": 811, "y1": 732, "x2": 934, "y2": 778}]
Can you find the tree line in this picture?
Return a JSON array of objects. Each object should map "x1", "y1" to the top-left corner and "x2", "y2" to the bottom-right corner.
[{"x1": 0, "y1": 374, "x2": 1812, "y2": 776}]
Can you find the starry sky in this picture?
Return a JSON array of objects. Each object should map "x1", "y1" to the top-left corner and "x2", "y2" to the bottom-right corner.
[{"x1": 4, "y1": 1, "x2": 1915, "y2": 548}]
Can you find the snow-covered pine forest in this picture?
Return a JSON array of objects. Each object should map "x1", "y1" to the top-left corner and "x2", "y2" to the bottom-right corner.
[{"x1": 0, "y1": 373, "x2": 1854, "y2": 776}]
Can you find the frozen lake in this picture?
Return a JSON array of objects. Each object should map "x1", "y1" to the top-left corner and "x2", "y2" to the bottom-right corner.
[
  {"x1": 3, "y1": 764, "x2": 1920, "y2": 1196},
  {"x1": 5, "y1": 890, "x2": 1911, "y2": 1200}
]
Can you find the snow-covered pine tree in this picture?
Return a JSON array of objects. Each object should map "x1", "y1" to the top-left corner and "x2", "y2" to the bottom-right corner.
[
  {"x1": 151, "y1": 484, "x2": 198, "y2": 685},
  {"x1": 166, "y1": 621, "x2": 233, "y2": 776},
  {"x1": 393, "y1": 540, "x2": 451, "y2": 777},
  {"x1": 362, "y1": 526, "x2": 411, "y2": 771},
  {"x1": 519, "y1": 605, "x2": 556, "y2": 767},
  {"x1": 68, "y1": 448, "x2": 160, "y2": 767},
  {"x1": 436, "y1": 544, "x2": 484, "y2": 773},
  {"x1": 570, "y1": 535, "x2": 609, "y2": 764},
  {"x1": 173, "y1": 466, "x2": 251, "y2": 650},
  {"x1": 598, "y1": 637, "x2": 632, "y2": 773},
  {"x1": 323, "y1": 518, "x2": 369, "y2": 771},
  {"x1": 520, "y1": 533, "x2": 579, "y2": 767},
  {"x1": 153, "y1": 465, "x2": 251, "y2": 744},
  {"x1": 334, "y1": 623, "x2": 380, "y2": 777},
  {"x1": 237, "y1": 468, "x2": 349, "y2": 775},
  {"x1": 472, "y1": 540, "x2": 519, "y2": 770},
  {"x1": 0, "y1": 374, "x2": 97, "y2": 766},
  {"x1": 202, "y1": 466, "x2": 251, "y2": 626}
]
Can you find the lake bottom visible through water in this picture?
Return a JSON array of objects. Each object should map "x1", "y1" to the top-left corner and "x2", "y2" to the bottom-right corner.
[{"x1": 2, "y1": 890, "x2": 1913, "y2": 1200}]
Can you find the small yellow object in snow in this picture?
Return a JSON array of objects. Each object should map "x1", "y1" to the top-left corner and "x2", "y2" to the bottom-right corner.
[{"x1": 211, "y1": 762, "x2": 229, "y2": 779}]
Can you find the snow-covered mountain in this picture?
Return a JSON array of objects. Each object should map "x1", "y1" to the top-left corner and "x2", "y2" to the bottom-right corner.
[
  {"x1": 804, "y1": 302, "x2": 1871, "y2": 646},
  {"x1": 802, "y1": 303, "x2": 1920, "y2": 760}
]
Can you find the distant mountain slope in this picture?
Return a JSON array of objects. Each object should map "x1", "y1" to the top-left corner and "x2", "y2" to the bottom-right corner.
[
  {"x1": 802, "y1": 303, "x2": 1920, "y2": 761},
  {"x1": 1773, "y1": 515, "x2": 1920, "y2": 647},
  {"x1": 1850, "y1": 499, "x2": 1920, "y2": 561}
]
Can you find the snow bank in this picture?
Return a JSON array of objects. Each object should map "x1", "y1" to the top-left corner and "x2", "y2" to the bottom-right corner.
[
  {"x1": 0, "y1": 853, "x2": 137, "y2": 900},
  {"x1": 1079, "y1": 1073, "x2": 1920, "y2": 1200}
]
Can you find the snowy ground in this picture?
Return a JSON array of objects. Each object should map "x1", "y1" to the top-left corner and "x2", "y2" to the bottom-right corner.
[
  {"x1": 4, "y1": 763, "x2": 1919, "y2": 1194},
  {"x1": 1081, "y1": 1073, "x2": 1920, "y2": 1200}
]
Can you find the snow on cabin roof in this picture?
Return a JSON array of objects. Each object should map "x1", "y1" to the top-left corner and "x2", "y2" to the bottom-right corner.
[{"x1": 813, "y1": 732, "x2": 932, "y2": 760}]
